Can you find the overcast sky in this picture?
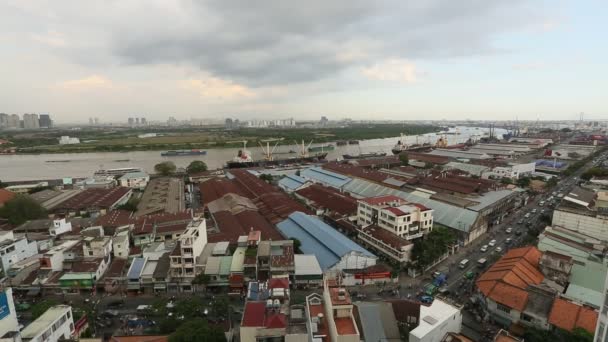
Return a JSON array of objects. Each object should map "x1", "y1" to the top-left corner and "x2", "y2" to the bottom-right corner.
[{"x1": 1, "y1": 1, "x2": 606, "y2": 123}]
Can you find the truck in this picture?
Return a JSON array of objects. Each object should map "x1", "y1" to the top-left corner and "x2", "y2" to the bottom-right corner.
[{"x1": 433, "y1": 273, "x2": 448, "y2": 287}]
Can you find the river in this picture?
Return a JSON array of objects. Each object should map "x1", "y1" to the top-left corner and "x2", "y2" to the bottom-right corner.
[{"x1": 0, "y1": 127, "x2": 506, "y2": 181}]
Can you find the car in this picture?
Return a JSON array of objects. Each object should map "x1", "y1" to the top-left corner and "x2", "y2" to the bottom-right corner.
[
  {"x1": 432, "y1": 271, "x2": 442, "y2": 278},
  {"x1": 480, "y1": 245, "x2": 488, "y2": 252},
  {"x1": 495, "y1": 247, "x2": 503, "y2": 253},
  {"x1": 420, "y1": 295, "x2": 434, "y2": 304},
  {"x1": 505, "y1": 227, "x2": 513, "y2": 234},
  {"x1": 488, "y1": 239, "x2": 497, "y2": 247},
  {"x1": 515, "y1": 230, "x2": 522, "y2": 236},
  {"x1": 531, "y1": 209, "x2": 537, "y2": 214},
  {"x1": 517, "y1": 219, "x2": 524, "y2": 225},
  {"x1": 505, "y1": 237, "x2": 513, "y2": 244},
  {"x1": 463, "y1": 271, "x2": 475, "y2": 279}
]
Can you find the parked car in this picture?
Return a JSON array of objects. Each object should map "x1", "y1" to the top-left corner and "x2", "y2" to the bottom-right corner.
[
  {"x1": 480, "y1": 245, "x2": 488, "y2": 252},
  {"x1": 463, "y1": 271, "x2": 475, "y2": 280},
  {"x1": 488, "y1": 239, "x2": 497, "y2": 247},
  {"x1": 495, "y1": 247, "x2": 503, "y2": 253},
  {"x1": 420, "y1": 295, "x2": 434, "y2": 304},
  {"x1": 505, "y1": 227, "x2": 513, "y2": 234},
  {"x1": 505, "y1": 237, "x2": 513, "y2": 244},
  {"x1": 515, "y1": 230, "x2": 522, "y2": 236}
]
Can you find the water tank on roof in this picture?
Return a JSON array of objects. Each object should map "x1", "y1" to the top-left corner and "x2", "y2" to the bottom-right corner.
[
  {"x1": 266, "y1": 299, "x2": 273, "y2": 308},
  {"x1": 273, "y1": 299, "x2": 280, "y2": 308}
]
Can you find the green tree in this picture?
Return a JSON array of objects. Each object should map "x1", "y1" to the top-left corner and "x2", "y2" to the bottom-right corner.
[
  {"x1": 155, "y1": 161, "x2": 177, "y2": 176},
  {"x1": 0, "y1": 195, "x2": 47, "y2": 225},
  {"x1": 0, "y1": 180, "x2": 6, "y2": 188},
  {"x1": 581, "y1": 167, "x2": 608, "y2": 181},
  {"x1": 117, "y1": 197, "x2": 140, "y2": 212},
  {"x1": 546, "y1": 177, "x2": 558, "y2": 188},
  {"x1": 290, "y1": 238, "x2": 302, "y2": 253},
  {"x1": 169, "y1": 318, "x2": 225, "y2": 342},
  {"x1": 186, "y1": 160, "x2": 208, "y2": 174},
  {"x1": 31, "y1": 299, "x2": 58, "y2": 319},
  {"x1": 500, "y1": 177, "x2": 512, "y2": 185},
  {"x1": 399, "y1": 153, "x2": 409, "y2": 166},
  {"x1": 517, "y1": 177, "x2": 531, "y2": 188},
  {"x1": 411, "y1": 226, "x2": 455, "y2": 270}
]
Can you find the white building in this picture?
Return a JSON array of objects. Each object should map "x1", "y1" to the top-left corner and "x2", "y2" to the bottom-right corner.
[
  {"x1": 58, "y1": 136, "x2": 80, "y2": 145},
  {"x1": 49, "y1": 219, "x2": 72, "y2": 237},
  {"x1": 20, "y1": 305, "x2": 74, "y2": 342},
  {"x1": 119, "y1": 171, "x2": 150, "y2": 190},
  {"x1": 112, "y1": 227, "x2": 131, "y2": 259},
  {"x1": 169, "y1": 219, "x2": 208, "y2": 291},
  {"x1": 82, "y1": 236, "x2": 112, "y2": 258},
  {"x1": 0, "y1": 288, "x2": 19, "y2": 338},
  {"x1": 552, "y1": 189, "x2": 608, "y2": 241},
  {"x1": 409, "y1": 299, "x2": 462, "y2": 342},
  {"x1": 0, "y1": 231, "x2": 38, "y2": 274},
  {"x1": 357, "y1": 195, "x2": 434, "y2": 240},
  {"x1": 482, "y1": 162, "x2": 536, "y2": 180},
  {"x1": 40, "y1": 241, "x2": 80, "y2": 272}
]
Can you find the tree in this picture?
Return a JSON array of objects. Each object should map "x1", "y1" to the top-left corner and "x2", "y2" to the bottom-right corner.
[
  {"x1": 259, "y1": 174, "x2": 273, "y2": 183},
  {"x1": 31, "y1": 299, "x2": 58, "y2": 319},
  {"x1": 169, "y1": 318, "x2": 225, "y2": 342},
  {"x1": 117, "y1": 197, "x2": 139, "y2": 212},
  {"x1": 0, "y1": 195, "x2": 47, "y2": 225},
  {"x1": 411, "y1": 226, "x2": 455, "y2": 270},
  {"x1": 155, "y1": 161, "x2": 176, "y2": 176},
  {"x1": 500, "y1": 177, "x2": 512, "y2": 185},
  {"x1": 399, "y1": 153, "x2": 409, "y2": 166},
  {"x1": 560, "y1": 127, "x2": 572, "y2": 133},
  {"x1": 290, "y1": 238, "x2": 302, "y2": 253},
  {"x1": 186, "y1": 160, "x2": 208, "y2": 174},
  {"x1": 0, "y1": 180, "x2": 7, "y2": 188},
  {"x1": 517, "y1": 177, "x2": 531, "y2": 188},
  {"x1": 546, "y1": 177, "x2": 558, "y2": 188}
]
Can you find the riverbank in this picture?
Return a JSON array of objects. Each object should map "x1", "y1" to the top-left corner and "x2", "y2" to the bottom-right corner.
[{"x1": 3, "y1": 124, "x2": 439, "y2": 154}]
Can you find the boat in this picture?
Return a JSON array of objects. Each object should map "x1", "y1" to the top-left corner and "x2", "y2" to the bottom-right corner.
[
  {"x1": 45, "y1": 160, "x2": 71, "y2": 163},
  {"x1": 391, "y1": 134, "x2": 433, "y2": 154},
  {"x1": 348, "y1": 140, "x2": 359, "y2": 145},
  {"x1": 308, "y1": 144, "x2": 334, "y2": 152},
  {"x1": 94, "y1": 167, "x2": 143, "y2": 177},
  {"x1": 342, "y1": 152, "x2": 387, "y2": 160},
  {"x1": 227, "y1": 140, "x2": 328, "y2": 168},
  {"x1": 114, "y1": 159, "x2": 130, "y2": 162},
  {"x1": 336, "y1": 140, "x2": 348, "y2": 146},
  {"x1": 161, "y1": 149, "x2": 207, "y2": 157}
]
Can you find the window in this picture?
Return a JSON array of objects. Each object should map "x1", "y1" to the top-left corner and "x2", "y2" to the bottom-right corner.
[
  {"x1": 89, "y1": 251, "x2": 94, "y2": 256},
  {"x1": 496, "y1": 303, "x2": 511, "y2": 314},
  {"x1": 520, "y1": 313, "x2": 533, "y2": 322}
]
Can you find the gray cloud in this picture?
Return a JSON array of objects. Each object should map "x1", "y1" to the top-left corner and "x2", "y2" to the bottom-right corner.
[{"x1": 106, "y1": 0, "x2": 538, "y2": 85}]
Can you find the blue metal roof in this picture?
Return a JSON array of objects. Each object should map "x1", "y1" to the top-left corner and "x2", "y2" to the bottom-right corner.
[
  {"x1": 278, "y1": 174, "x2": 307, "y2": 191},
  {"x1": 277, "y1": 212, "x2": 375, "y2": 270},
  {"x1": 127, "y1": 257, "x2": 146, "y2": 280},
  {"x1": 300, "y1": 167, "x2": 352, "y2": 189}
]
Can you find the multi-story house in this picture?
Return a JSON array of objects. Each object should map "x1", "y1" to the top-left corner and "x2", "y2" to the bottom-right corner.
[
  {"x1": 168, "y1": 219, "x2": 207, "y2": 292},
  {"x1": 357, "y1": 195, "x2": 434, "y2": 240},
  {"x1": 0, "y1": 231, "x2": 38, "y2": 274}
]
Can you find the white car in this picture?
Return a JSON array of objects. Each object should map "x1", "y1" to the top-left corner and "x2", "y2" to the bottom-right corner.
[
  {"x1": 496, "y1": 247, "x2": 503, "y2": 253},
  {"x1": 505, "y1": 227, "x2": 513, "y2": 234},
  {"x1": 488, "y1": 239, "x2": 497, "y2": 247},
  {"x1": 480, "y1": 245, "x2": 488, "y2": 252}
]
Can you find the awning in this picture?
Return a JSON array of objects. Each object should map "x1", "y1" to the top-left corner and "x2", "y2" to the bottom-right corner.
[
  {"x1": 26, "y1": 288, "x2": 41, "y2": 297},
  {"x1": 154, "y1": 284, "x2": 166, "y2": 290}
]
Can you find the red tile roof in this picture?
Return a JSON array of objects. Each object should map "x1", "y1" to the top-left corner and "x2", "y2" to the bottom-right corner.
[
  {"x1": 295, "y1": 184, "x2": 358, "y2": 216},
  {"x1": 229, "y1": 169, "x2": 276, "y2": 198},
  {"x1": 241, "y1": 301, "x2": 286, "y2": 328},
  {"x1": 0, "y1": 189, "x2": 15, "y2": 206},
  {"x1": 476, "y1": 247, "x2": 544, "y2": 311},
  {"x1": 269, "y1": 277, "x2": 289, "y2": 289},
  {"x1": 323, "y1": 162, "x2": 402, "y2": 184},
  {"x1": 548, "y1": 298, "x2": 598, "y2": 334},
  {"x1": 200, "y1": 178, "x2": 254, "y2": 205},
  {"x1": 209, "y1": 210, "x2": 282, "y2": 243},
  {"x1": 55, "y1": 187, "x2": 131, "y2": 211},
  {"x1": 254, "y1": 192, "x2": 311, "y2": 224},
  {"x1": 385, "y1": 207, "x2": 408, "y2": 216},
  {"x1": 265, "y1": 314, "x2": 287, "y2": 329},
  {"x1": 101, "y1": 258, "x2": 127, "y2": 279},
  {"x1": 403, "y1": 151, "x2": 450, "y2": 165},
  {"x1": 359, "y1": 195, "x2": 403, "y2": 206},
  {"x1": 95, "y1": 210, "x2": 133, "y2": 227},
  {"x1": 360, "y1": 225, "x2": 412, "y2": 250}
]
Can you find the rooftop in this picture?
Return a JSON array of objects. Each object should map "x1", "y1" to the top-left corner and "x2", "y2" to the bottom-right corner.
[
  {"x1": 295, "y1": 183, "x2": 358, "y2": 216},
  {"x1": 548, "y1": 297, "x2": 598, "y2": 334},
  {"x1": 278, "y1": 174, "x2": 308, "y2": 191},
  {"x1": 476, "y1": 247, "x2": 544, "y2": 311},
  {"x1": 20, "y1": 305, "x2": 71, "y2": 339},
  {"x1": 276, "y1": 212, "x2": 375, "y2": 270},
  {"x1": 359, "y1": 195, "x2": 404, "y2": 206},
  {"x1": 54, "y1": 187, "x2": 131, "y2": 211},
  {"x1": 360, "y1": 225, "x2": 412, "y2": 250},
  {"x1": 410, "y1": 299, "x2": 461, "y2": 339},
  {"x1": 294, "y1": 254, "x2": 323, "y2": 276},
  {"x1": 119, "y1": 171, "x2": 149, "y2": 180},
  {"x1": 136, "y1": 177, "x2": 184, "y2": 216},
  {"x1": 300, "y1": 167, "x2": 352, "y2": 188}
]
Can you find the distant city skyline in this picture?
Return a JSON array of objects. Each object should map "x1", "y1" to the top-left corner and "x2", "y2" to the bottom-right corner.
[{"x1": 1, "y1": 1, "x2": 606, "y2": 122}]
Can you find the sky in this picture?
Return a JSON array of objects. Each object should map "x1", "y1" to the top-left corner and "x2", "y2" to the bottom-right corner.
[{"x1": 1, "y1": 1, "x2": 607, "y2": 123}]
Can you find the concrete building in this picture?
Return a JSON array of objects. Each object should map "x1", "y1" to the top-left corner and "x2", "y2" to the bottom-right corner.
[
  {"x1": 409, "y1": 299, "x2": 463, "y2": 342},
  {"x1": 356, "y1": 195, "x2": 434, "y2": 240},
  {"x1": 0, "y1": 231, "x2": 38, "y2": 274},
  {"x1": 482, "y1": 162, "x2": 536, "y2": 180},
  {"x1": 38, "y1": 114, "x2": 52, "y2": 128},
  {"x1": 136, "y1": 177, "x2": 184, "y2": 216},
  {"x1": 5, "y1": 182, "x2": 49, "y2": 194},
  {"x1": 595, "y1": 272, "x2": 608, "y2": 342},
  {"x1": 49, "y1": 218, "x2": 73, "y2": 237},
  {"x1": 58, "y1": 136, "x2": 80, "y2": 145},
  {"x1": 7, "y1": 114, "x2": 20, "y2": 129},
  {"x1": 119, "y1": 171, "x2": 150, "y2": 190},
  {"x1": 20, "y1": 305, "x2": 74, "y2": 342},
  {"x1": 552, "y1": 188, "x2": 608, "y2": 241},
  {"x1": 293, "y1": 255, "x2": 323, "y2": 288},
  {"x1": 428, "y1": 149, "x2": 491, "y2": 160},
  {"x1": 0, "y1": 288, "x2": 19, "y2": 338},
  {"x1": 0, "y1": 114, "x2": 9, "y2": 129},
  {"x1": 168, "y1": 219, "x2": 208, "y2": 292},
  {"x1": 22, "y1": 114, "x2": 39, "y2": 129}
]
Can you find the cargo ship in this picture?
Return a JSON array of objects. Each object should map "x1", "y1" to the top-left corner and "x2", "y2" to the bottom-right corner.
[
  {"x1": 226, "y1": 141, "x2": 327, "y2": 168},
  {"x1": 94, "y1": 167, "x2": 143, "y2": 177},
  {"x1": 342, "y1": 152, "x2": 387, "y2": 160},
  {"x1": 391, "y1": 134, "x2": 432, "y2": 155},
  {"x1": 308, "y1": 144, "x2": 334, "y2": 152},
  {"x1": 161, "y1": 149, "x2": 207, "y2": 157}
]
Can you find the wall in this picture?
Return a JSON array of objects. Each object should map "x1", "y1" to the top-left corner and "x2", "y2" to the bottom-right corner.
[
  {"x1": 330, "y1": 252, "x2": 376, "y2": 272},
  {"x1": 0, "y1": 288, "x2": 19, "y2": 337},
  {"x1": 552, "y1": 210, "x2": 608, "y2": 241},
  {"x1": 0, "y1": 238, "x2": 38, "y2": 273},
  {"x1": 410, "y1": 308, "x2": 462, "y2": 342},
  {"x1": 486, "y1": 298, "x2": 521, "y2": 326}
]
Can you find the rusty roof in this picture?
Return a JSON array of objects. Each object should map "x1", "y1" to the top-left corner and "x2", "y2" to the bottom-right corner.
[
  {"x1": 548, "y1": 298, "x2": 598, "y2": 334},
  {"x1": 54, "y1": 187, "x2": 131, "y2": 211},
  {"x1": 295, "y1": 184, "x2": 358, "y2": 216}
]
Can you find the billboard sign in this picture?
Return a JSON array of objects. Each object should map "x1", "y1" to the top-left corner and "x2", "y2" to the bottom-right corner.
[{"x1": 0, "y1": 291, "x2": 10, "y2": 320}]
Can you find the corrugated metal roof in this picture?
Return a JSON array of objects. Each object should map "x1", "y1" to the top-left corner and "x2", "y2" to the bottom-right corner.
[
  {"x1": 428, "y1": 149, "x2": 491, "y2": 160},
  {"x1": 445, "y1": 162, "x2": 490, "y2": 176},
  {"x1": 276, "y1": 212, "x2": 375, "y2": 270},
  {"x1": 231, "y1": 247, "x2": 247, "y2": 273},
  {"x1": 343, "y1": 178, "x2": 478, "y2": 232},
  {"x1": 218, "y1": 256, "x2": 233, "y2": 275},
  {"x1": 356, "y1": 302, "x2": 388, "y2": 342},
  {"x1": 467, "y1": 190, "x2": 517, "y2": 212},
  {"x1": 127, "y1": 257, "x2": 146, "y2": 280},
  {"x1": 278, "y1": 174, "x2": 308, "y2": 191},
  {"x1": 301, "y1": 167, "x2": 352, "y2": 188},
  {"x1": 204, "y1": 256, "x2": 221, "y2": 275},
  {"x1": 294, "y1": 254, "x2": 322, "y2": 276}
]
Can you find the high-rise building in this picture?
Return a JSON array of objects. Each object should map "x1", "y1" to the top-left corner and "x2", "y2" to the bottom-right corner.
[
  {"x1": 0, "y1": 113, "x2": 8, "y2": 129},
  {"x1": 140, "y1": 117, "x2": 146, "y2": 125},
  {"x1": 135, "y1": 118, "x2": 140, "y2": 125},
  {"x1": 38, "y1": 114, "x2": 52, "y2": 128},
  {"x1": 89, "y1": 118, "x2": 94, "y2": 125},
  {"x1": 128, "y1": 117, "x2": 134, "y2": 126},
  {"x1": 94, "y1": 117, "x2": 99, "y2": 125},
  {"x1": 23, "y1": 114, "x2": 40, "y2": 129},
  {"x1": 8, "y1": 114, "x2": 20, "y2": 128}
]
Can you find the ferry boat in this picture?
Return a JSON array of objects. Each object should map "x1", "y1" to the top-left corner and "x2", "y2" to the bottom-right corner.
[
  {"x1": 161, "y1": 149, "x2": 207, "y2": 157},
  {"x1": 94, "y1": 167, "x2": 143, "y2": 177}
]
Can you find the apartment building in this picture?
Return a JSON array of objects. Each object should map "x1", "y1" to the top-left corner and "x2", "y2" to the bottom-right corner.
[{"x1": 168, "y1": 219, "x2": 208, "y2": 292}]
